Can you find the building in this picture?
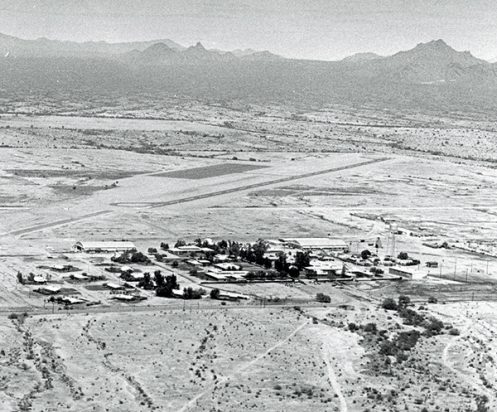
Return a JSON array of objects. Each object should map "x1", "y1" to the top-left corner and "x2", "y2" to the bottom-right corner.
[
  {"x1": 73, "y1": 241, "x2": 136, "y2": 253},
  {"x1": 213, "y1": 262, "x2": 242, "y2": 271},
  {"x1": 169, "y1": 245, "x2": 213, "y2": 256},
  {"x1": 389, "y1": 267, "x2": 413, "y2": 279},
  {"x1": 35, "y1": 285, "x2": 61, "y2": 295},
  {"x1": 304, "y1": 259, "x2": 342, "y2": 277},
  {"x1": 281, "y1": 238, "x2": 349, "y2": 253}
]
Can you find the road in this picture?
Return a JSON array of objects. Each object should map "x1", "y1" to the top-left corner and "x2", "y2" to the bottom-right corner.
[
  {"x1": 3, "y1": 210, "x2": 112, "y2": 237},
  {"x1": 111, "y1": 157, "x2": 389, "y2": 208},
  {"x1": 0, "y1": 299, "x2": 331, "y2": 317}
]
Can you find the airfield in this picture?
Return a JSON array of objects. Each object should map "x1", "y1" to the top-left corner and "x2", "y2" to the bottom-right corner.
[{"x1": 2, "y1": 108, "x2": 497, "y2": 411}]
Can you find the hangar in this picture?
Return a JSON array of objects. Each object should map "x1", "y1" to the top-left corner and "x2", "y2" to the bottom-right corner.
[{"x1": 73, "y1": 241, "x2": 136, "y2": 253}]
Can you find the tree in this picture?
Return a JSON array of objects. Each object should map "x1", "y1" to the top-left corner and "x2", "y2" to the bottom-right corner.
[
  {"x1": 17, "y1": 272, "x2": 24, "y2": 284},
  {"x1": 397, "y1": 252, "x2": 409, "y2": 260},
  {"x1": 295, "y1": 252, "x2": 310, "y2": 270},
  {"x1": 245, "y1": 272, "x2": 256, "y2": 281},
  {"x1": 156, "y1": 274, "x2": 179, "y2": 297},
  {"x1": 360, "y1": 249, "x2": 372, "y2": 260},
  {"x1": 228, "y1": 241, "x2": 240, "y2": 257},
  {"x1": 274, "y1": 253, "x2": 289, "y2": 274},
  {"x1": 130, "y1": 252, "x2": 150, "y2": 263},
  {"x1": 210, "y1": 288, "x2": 221, "y2": 299},
  {"x1": 138, "y1": 272, "x2": 153, "y2": 289},
  {"x1": 288, "y1": 266, "x2": 300, "y2": 280},
  {"x1": 148, "y1": 247, "x2": 157, "y2": 254},
  {"x1": 252, "y1": 241, "x2": 267, "y2": 263},
  {"x1": 154, "y1": 271, "x2": 164, "y2": 288},
  {"x1": 217, "y1": 240, "x2": 228, "y2": 250},
  {"x1": 174, "y1": 239, "x2": 186, "y2": 248},
  {"x1": 160, "y1": 242, "x2": 169, "y2": 250},
  {"x1": 263, "y1": 258, "x2": 272, "y2": 269}
]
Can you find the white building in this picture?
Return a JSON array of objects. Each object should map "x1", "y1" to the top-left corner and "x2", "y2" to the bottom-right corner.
[
  {"x1": 73, "y1": 241, "x2": 136, "y2": 253},
  {"x1": 281, "y1": 238, "x2": 349, "y2": 252}
]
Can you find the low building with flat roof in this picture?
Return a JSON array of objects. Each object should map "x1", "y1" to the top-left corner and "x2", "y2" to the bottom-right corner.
[
  {"x1": 73, "y1": 241, "x2": 136, "y2": 253},
  {"x1": 281, "y1": 238, "x2": 349, "y2": 252}
]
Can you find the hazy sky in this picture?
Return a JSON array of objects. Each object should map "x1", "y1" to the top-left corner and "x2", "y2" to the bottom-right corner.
[{"x1": 0, "y1": 0, "x2": 496, "y2": 60}]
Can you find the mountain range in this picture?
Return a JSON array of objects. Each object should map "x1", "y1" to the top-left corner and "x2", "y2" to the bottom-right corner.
[{"x1": 0, "y1": 33, "x2": 496, "y2": 112}]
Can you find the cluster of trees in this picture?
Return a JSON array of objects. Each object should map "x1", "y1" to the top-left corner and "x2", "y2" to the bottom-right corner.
[
  {"x1": 239, "y1": 241, "x2": 268, "y2": 266},
  {"x1": 183, "y1": 287, "x2": 206, "y2": 299},
  {"x1": 272, "y1": 251, "x2": 311, "y2": 280},
  {"x1": 135, "y1": 270, "x2": 180, "y2": 298},
  {"x1": 245, "y1": 270, "x2": 279, "y2": 280},
  {"x1": 382, "y1": 295, "x2": 446, "y2": 337},
  {"x1": 379, "y1": 330, "x2": 421, "y2": 362},
  {"x1": 112, "y1": 251, "x2": 150, "y2": 264},
  {"x1": 155, "y1": 272, "x2": 179, "y2": 297},
  {"x1": 17, "y1": 272, "x2": 40, "y2": 284}
]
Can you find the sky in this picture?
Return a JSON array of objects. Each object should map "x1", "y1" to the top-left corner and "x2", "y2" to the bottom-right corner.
[{"x1": 0, "y1": 0, "x2": 496, "y2": 61}]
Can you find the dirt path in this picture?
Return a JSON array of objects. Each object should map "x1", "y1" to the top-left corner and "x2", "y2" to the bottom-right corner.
[
  {"x1": 176, "y1": 320, "x2": 309, "y2": 412},
  {"x1": 322, "y1": 339, "x2": 348, "y2": 412},
  {"x1": 81, "y1": 319, "x2": 155, "y2": 410},
  {"x1": 442, "y1": 310, "x2": 493, "y2": 401}
]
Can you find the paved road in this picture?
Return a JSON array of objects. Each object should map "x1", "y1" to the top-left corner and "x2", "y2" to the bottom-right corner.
[
  {"x1": 3, "y1": 210, "x2": 112, "y2": 237},
  {"x1": 111, "y1": 157, "x2": 389, "y2": 208}
]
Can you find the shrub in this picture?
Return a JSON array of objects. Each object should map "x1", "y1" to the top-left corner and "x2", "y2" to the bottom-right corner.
[
  {"x1": 428, "y1": 296, "x2": 438, "y2": 304},
  {"x1": 448, "y1": 328, "x2": 460, "y2": 336},
  {"x1": 399, "y1": 308, "x2": 425, "y2": 326},
  {"x1": 348, "y1": 322, "x2": 359, "y2": 332},
  {"x1": 398, "y1": 295, "x2": 410, "y2": 308},
  {"x1": 423, "y1": 317, "x2": 444, "y2": 336},
  {"x1": 381, "y1": 298, "x2": 398, "y2": 310},
  {"x1": 316, "y1": 293, "x2": 331, "y2": 303},
  {"x1": 363, "y1": 323, "x2": 377, "y2": 333}
]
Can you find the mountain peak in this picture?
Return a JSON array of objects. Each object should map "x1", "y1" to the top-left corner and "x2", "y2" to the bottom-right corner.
[
  {"x1": 414, "y1": 39, "x2": 453, "y2": 53},
  {"x1": 193, "y1": 42, "x2": 205, "y2": 50}
]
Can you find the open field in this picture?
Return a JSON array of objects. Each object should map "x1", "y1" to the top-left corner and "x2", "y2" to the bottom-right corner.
[{"x1": 2, "y1": 296, "x2": 496, "y2": 411}]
